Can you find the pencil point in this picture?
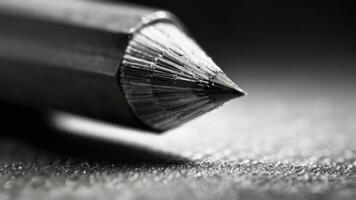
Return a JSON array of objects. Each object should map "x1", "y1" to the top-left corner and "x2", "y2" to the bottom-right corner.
[
  {"x1": 208, "y1": 73, "x2": 246, "y2": 97},
  {"x1": 120, "y1": 22, "x2": 245, "y2": 131}
]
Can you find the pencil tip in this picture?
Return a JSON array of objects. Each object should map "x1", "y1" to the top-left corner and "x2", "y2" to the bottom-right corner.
[
  {"x1": 208, "y1": 72, "x2": 246, "y2": 97},
  {"x1": 120, "y1": 22, "x2": 245, "y2": 131}
]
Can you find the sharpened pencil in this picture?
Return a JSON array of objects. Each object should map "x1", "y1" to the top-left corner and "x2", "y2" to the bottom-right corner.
[{"x1": 0, "y1": 0, "x2": 245, "y2": 132}]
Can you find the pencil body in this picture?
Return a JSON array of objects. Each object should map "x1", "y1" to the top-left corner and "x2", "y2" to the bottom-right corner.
[
  {"x1": 0, "y1": 0, "x2": 173, "y2": 130},
  {"x1": 0, "y1": 0, "x2": 244, "y2": 132}
]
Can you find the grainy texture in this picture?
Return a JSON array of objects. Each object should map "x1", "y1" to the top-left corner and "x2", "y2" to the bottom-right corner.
[{"x1": 0, "y1": 75, "x2": 355, "y2": 200}]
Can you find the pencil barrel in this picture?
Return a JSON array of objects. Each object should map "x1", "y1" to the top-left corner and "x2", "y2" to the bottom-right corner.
[{"x1": 0, "y1": 0, "x2": 159, "y2": 129}]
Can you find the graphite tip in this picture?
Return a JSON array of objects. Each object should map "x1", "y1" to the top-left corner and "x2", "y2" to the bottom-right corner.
[
  {"x1": 208, "y1": 72, "x2": 246, "y2": 97},
  {"x1": 120, "y1": 22, "x2": 245, "y2": 132}
]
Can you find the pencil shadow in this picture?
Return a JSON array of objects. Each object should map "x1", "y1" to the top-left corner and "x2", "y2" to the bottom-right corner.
[{"x1": 0, "y1": 102, "x2": 189, "y2": 165}]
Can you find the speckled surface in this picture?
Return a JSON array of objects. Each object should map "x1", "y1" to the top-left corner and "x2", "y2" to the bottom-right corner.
[{"x1": 1, "y1": 76, "x2": 356, "y2": 200}]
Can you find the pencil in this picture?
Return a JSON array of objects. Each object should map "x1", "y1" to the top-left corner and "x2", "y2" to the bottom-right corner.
[{"x1": 0, "y1": 0, "x2": 245, "y2": 132}]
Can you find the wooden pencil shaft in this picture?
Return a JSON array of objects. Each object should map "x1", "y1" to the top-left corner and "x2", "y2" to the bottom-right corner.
[{"x1": 0, "y1": 0, "x2": 175, "y2": 131}]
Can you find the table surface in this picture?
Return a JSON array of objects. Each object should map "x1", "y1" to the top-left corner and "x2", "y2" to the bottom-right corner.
[{"x1": 1, "y1": 64, "x2": 356, "y2": 200}]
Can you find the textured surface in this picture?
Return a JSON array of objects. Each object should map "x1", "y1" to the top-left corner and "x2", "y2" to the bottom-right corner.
[
  {"x1": 1, "y1": 74, "x2": 356, "y2": 199},
  {"x1": 121, "y1": 22, "x2": 243, "y2": 131}
]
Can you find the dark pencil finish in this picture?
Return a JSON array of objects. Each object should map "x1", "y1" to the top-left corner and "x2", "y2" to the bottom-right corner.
[{"x1": 0, "y1": 0, "x2": 245, "y2": 132}]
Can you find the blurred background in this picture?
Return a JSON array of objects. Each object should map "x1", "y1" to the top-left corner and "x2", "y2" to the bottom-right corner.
[
  {"x1": 0, "y1": 0, "x2": 355, "y2": 199},
  {"x1": 124, "y1": 0, "x2": 355, "y2": 88}
]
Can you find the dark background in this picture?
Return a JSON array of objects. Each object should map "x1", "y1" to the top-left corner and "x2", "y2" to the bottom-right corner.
[
  {"x1": 121, "y1": 0, "x2": 355, "y2": 80},
  {"x1": 118, "y1": 0, "x2": 356, "y2": 108}
]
